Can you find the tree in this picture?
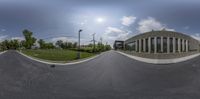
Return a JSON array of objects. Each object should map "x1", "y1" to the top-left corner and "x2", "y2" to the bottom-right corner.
[
  {"x1": 11, "y1": 39, "x2": 20, "y2": 49},
  {"x1": 72, "y1": 42, "x2": 77, "y2": 48},
  {"x1": 105, "y1": 45, "x2": 111, "y2": 51},
  {"x1": 45, "y1": 43, "x2": 55, "y2": 49},
  {"x1": 56, "y1": 40, "x2": 63, "y2": 48},
  {"x1": 38, "y1": 39, "x2": 46, "y2": 49},
  {"x1": 22, "y1": 29, "x2": 36, "y2": 49},
  {"x1": 0, "y1": 40, "x2": 8, "y2": 50},
  {"x1": 67, "y1": 42, "x2": 73, "y2": 48}
]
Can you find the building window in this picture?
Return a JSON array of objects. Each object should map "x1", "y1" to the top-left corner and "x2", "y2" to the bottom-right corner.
[
  {"x1": 163, "y1": 37, "x2": 167, "y2": 53},
  {"x1": 157, "y1": 37, "x2": 161, "y2": 53},
  {"x1": 170, "y1": 38, "x2": 173, "y2": 52},
  {"x1": 137, "y1": 40, "x2": 139, "y2": 52},
  {"x1": 141, "y1": 39, "x2": 143, "y2": 52},
  {"x1": 151, "y1": 37, "x2": 154, "y2": 53},
  {"x1": 176, "y1": 38, "x2": 178, "y2": 52},
  {"x1": 145, "y1": 38, "x2": 148, "y2": 52},
  {"x1": 127, "y1": 42, "x2": 134, "y2": 51},
  {"x1": 180, "y1": 39, "x2": 182, "y2": 52},
  {"x1": 184, "y1": 40, "x2": 186, "y2": 52}
]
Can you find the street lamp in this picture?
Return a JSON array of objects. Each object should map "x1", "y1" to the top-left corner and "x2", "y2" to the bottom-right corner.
[{"x1": 77, "y1": 29, "x2": 82, "y2": 59}]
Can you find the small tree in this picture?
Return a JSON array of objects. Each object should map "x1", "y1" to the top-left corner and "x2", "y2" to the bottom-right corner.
[
  {"x1": 72, "y1": 42, "x2": 77, "y2": 48},
  {"x1": 22, "y1": 29, "x2": 36, "y2": 49},
  {"x1": 56, "y1": 40, "x2": 63, "y2": 48},
  {"x1": 38, "y1": 39, "x2": 46, "y2": 49}
]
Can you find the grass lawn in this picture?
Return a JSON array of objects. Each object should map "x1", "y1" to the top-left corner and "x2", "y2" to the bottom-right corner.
[{"x1": 22, "y1": 49, "x2": 96, "y2": 62}]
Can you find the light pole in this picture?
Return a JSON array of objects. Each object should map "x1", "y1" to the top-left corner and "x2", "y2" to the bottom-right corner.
[{"x1": 77, "y1": 29, "x2": 82, "y2": 59}]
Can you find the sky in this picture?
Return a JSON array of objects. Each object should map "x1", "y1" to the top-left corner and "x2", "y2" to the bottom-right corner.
[{"x1": 0, "y1": 0, "x2": 200, "y2": 45}]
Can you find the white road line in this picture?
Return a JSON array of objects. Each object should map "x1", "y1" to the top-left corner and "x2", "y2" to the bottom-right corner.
[
  {"x1": 0, "y1": 51, "x2": 7, "y2": 55},
  {"x1": 17, "y1": 51, "x2": 102, "y2": 65},
  {"x1": 116, "y1": 51, "x2": 200, "y2": 64}
]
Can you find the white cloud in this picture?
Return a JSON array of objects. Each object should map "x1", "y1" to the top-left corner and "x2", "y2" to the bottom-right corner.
[
  {"x1": 51, "y1": 37, "x2": 77, "y2": 43},
  {"x1": 121, "y1": 16, "x2": 136, "y2": 26},
  {"x1": 191, "y1": 33, "x2": 200, "y2": 41},
  {"x1": 0, "y1": 35, "x2": 8, "y2": 41},
  {"x1": 103, "y1": 27, "x2": 131, "y2": 45},
  {"x1": 137, "y1": 17, "x2": 174, "y2": 33},
  {"x1": 104, "y1": 27, "x2": 129, "y2": 39},
  {"x1": 11, "y1": 37, "x2": 24, "y2": 41}
]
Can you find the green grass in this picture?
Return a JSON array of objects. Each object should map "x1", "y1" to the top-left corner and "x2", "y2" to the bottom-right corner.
[{"x1": 22, "y1": 49, "x2": 96, "y2": 62}]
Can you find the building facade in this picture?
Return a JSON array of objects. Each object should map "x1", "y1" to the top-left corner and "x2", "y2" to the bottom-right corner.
[
  {"x1": 124, "y1": 30, "x2": 200, "y2": 59},
  {"x1": 114, "y1": 40, "x2": 124, "y2": 50}
]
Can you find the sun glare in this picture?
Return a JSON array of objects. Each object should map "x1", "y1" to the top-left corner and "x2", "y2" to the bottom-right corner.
[{"x1": 96, "y1": 17, "x2": 104, "y2": 23}]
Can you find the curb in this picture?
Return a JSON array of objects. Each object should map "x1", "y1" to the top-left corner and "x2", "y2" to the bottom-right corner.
[
  {"x1": 116, "y1": 51, "x2": 200, "y2": 64},
  {"x1": 17, "y1": 51, "x2": 102, "y2": 65},
  {"x1": 0, "y1": 51, "x2": 7, "y2": 55}
]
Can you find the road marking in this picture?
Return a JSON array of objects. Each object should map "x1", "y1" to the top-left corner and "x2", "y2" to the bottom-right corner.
[
  {"x1": 0, "y1": 51, "x2": 7, "y2": 55},
  {"x1": 17, "y1": 51, "x2": 102, "y2": 65},
  {"x1": 116, "y1": 51, "x2": 200, "y2": 64}
]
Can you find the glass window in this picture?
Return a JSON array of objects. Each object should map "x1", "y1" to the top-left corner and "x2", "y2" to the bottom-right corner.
[
  {"x1": 163, "y1": 37, "x2": 167, "y2": 53},
  {"x1": 157, "y1": 37, "x2": 161, "y2": 53},
  {"x1": 151, "y1": 37, "x2": 154, "y2": 53},
  {"x1": 145, "y1": 38, "x2": 148, "y2": 52},
  {"x1": 176, "y1": 38, "x2": 178, "y2": 52},
  {"x1": 170, "y1": 38, "x2": 173, "y2": 52}
]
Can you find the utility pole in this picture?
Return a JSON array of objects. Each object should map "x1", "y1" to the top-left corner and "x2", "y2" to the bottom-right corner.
[
  {"x1": 77, "y1": 29, "x2": 82, "y2": 59},
  {"x1": 92, "y1": 33, "x2": 96, "y2": 52}
]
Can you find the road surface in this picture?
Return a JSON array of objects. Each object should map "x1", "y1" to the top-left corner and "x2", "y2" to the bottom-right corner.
[{"x1": 0, "y1": 50, "x2": 200, "y2": 99}]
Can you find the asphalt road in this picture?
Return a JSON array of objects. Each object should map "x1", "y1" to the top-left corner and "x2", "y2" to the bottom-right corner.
[{"x1": 0, "y1": 50, "x2": 200, "y2": 99}]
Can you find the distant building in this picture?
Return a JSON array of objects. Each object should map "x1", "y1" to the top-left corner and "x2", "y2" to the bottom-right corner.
[
  {"x1": 114, "y1": 40, "x2": 124, "y2": 50},
  {"x1": 124, "y1": 30, "x2": 200, "y2": 59}
]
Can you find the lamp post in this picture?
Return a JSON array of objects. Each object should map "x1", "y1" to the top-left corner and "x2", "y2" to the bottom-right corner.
[{"x1": 77, "y1": 29, "x2": 82, "y2": 59}]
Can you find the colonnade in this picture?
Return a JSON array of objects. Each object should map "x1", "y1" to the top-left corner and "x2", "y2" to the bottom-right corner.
[{"x1": 134, "y1": 37, "x2": 189, "y2": 53}]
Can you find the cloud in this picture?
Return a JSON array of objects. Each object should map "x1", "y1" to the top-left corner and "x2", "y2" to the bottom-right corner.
[
  {"x1": 11, "y1": 37, "x2": 24, "y2": 41},
  {"x1": 191, "y1": 33, "x2": 200, "y2": 41},
  {"x1": 0, "y1": 35, "x2": 8, "y2": 41},
  {"x1": 103, "y1": 27, "x2": 130, "y2": 45},
  {"x1": 104, "y1": 27, "x2": 126, "y2": 37},
  {"x1": 121, "y1": 16, "x2": 136, "y2": 26},
  {"x1": 183, "y1": 26, "x2": 190, "y2": 30},
  {"x1": 51, "y1": 37, "x2": 77, "y2": 43},
  {"x1": 1, "y1": 29, "x2": 6, "y2": 32},
  {"x1": 137, "y1": 17, "x2": 174, "y2": 33}
]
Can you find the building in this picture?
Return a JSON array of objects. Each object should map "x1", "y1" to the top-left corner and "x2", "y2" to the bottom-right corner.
[
  {"x1": 114, "y1": 40, "x2": 124, "y2": 50},
  {"x1": 124, "y1": 30, "x2": 200, "y2": 59}
]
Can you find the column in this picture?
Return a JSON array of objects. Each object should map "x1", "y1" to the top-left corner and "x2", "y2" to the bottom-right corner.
[
  {"x1": 139, "y1": 39, "x2": 141, "y2": 53},
  {"x1": 182, "y1": 39, "x2": 185, "y2": 52},
  {"x1": 178, "y1": 38, "x2": 181, "y2": 52},
  {"x1": 143, "y1": 38, "x2": 146, "y2": 52},
  {"x1": 148, "y1": 37, "x2": 151, "y2": 53},
  {"x1": 154, "y1": 37, "x2": 157, "y2": 53},
  {"x1": 135, "y1": 40, "x2": 138, "y2": 52},
  {"x1": 186, "y1": 40, "x2": 188, "y2": 52},
  {"x1": 173, "y1": 37, "x2": 176, "y2": 53},
  {"x1": 161, "y1": 36, "x2": 163, "y2": 53},
  {"x1": 167, "y1": 37, "x2": 170, "y2": 53}
]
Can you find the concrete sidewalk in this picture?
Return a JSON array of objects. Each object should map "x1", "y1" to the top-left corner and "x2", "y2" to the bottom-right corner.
[
  {"x1": 0, "y1": 51, "x2": 7, "y2": 55},
  {"x1": 117, "y1": 51, "x2": 200, "y2": 64}
]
